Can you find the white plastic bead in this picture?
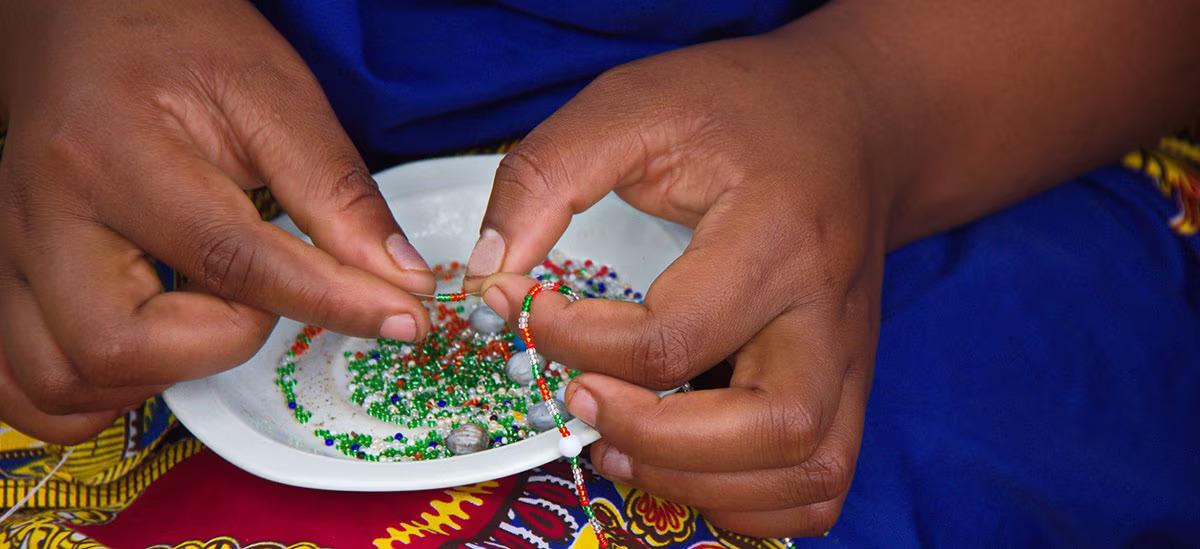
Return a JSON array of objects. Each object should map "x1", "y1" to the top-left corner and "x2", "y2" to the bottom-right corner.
[{"x1": 558, "y1": 433, "x2": 583, "y2": 458}]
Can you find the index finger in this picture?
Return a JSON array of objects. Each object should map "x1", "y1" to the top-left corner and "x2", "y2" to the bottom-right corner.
[{"x1": 97, "y1": 141, "x2": 431, "y2": 340}]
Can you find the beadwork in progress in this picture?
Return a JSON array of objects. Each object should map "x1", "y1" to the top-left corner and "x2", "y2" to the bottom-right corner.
[
  {"x1": 274, "y1": 253, "x2": 640, "y2": 461},
  {"x1": 273, "y1": 253, "x2": 629, "y2": 545}
]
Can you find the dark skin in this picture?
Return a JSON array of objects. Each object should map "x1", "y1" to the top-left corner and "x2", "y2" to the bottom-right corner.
[{"x1": 3, "y1": 0, "x2": 1198, "y2": 538}]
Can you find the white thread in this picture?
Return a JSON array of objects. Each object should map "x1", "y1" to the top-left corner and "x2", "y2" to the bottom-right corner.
[{"x1": 0, "y1": 446, "x2": 75, "y2": 526}]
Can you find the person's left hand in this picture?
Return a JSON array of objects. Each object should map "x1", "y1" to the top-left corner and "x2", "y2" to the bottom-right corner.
[{"x1": 466, "y1": 27, "x2": 893, "y2": 537}]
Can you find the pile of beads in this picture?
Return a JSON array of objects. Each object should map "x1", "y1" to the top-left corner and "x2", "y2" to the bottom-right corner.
[
  {"x1": 533, "y1": 250, "x2": 643, "y2": 302},
  {"x1": 273, "y1": 254, "x2": 634, "y2": 463}
]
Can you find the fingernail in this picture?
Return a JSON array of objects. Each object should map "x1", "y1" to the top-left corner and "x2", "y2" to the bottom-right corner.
[
  {"x1": 482, "y1": 285, "x2": 510, "y2": 319},
  {"x1": 600, "y1": 446, "x2": 633, "y2": 480},
  {"x1": 386, "y1": 233, "x2": 430, "y2": 272},
  {"x1": 379, "y1": 314, "x2": 417, "y2": 341},
  {"x1": 466, "y1": 228, "x2": 505, "y2": 277},
  {"x1": 565, "y1": 383, "x2": 597, "y2": 426}
]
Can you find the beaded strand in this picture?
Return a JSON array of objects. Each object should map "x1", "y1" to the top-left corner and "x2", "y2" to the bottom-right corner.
[{"x1": 510, "y1": 279, "x2": 608, "y2": 547}]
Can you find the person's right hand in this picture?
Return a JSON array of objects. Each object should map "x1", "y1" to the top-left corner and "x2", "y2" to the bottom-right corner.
[{"x1": 0, "y1": 0, "x2": 434, "y2": 444}]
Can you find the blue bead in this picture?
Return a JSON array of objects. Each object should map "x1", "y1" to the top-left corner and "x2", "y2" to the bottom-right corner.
[
  {"x1": 494, "y1": 435, "x2": 503, "y2": 442},
  {"x1": 429, "y1": 440, "x2": 438, "y2": 448},
  {"x1": 394, "y1": 433, "x2": 405, "y2": 441},
  {"x1": 437, "y1": 399, "x2": 447, "y2": 408},
  {"x1": 350, "y1": 444, "x2": 360, "y2": 451},
  {"x1": 324, "y1": 438, "x2": 334, "y2": 446},
  {"x1": 287, "y1": 401, "x2": 297, "y2": 409},
  {"x1": 511, "y1": 335, "x2": 528, "y2": 352},
  {"x1": 609, "y1": 271, "x2": 618, "y2": 279},
  {"x1": 634, "y1": 292, "x2": 642, "y2": 299},
  {"x1": 597, "y1": 283, "x2": 607, "y2": 293},
  {"x1": 391, "y1": 395, "x2": 400, "y2": 404},
  {"x1": 624, "y1": 289, "x2": 633, "y2": 296}
]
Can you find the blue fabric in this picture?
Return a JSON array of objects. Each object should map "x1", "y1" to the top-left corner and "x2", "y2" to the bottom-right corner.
[
  {"x1": 252, "y1": 4, "x2": 1200, "y2": 545},
  {"x1": 809, "y1": 168, "x2": 1200, "y2": 547},
  {"x1": 250, "y1": 1, "x2": 818, "y2": 168}
]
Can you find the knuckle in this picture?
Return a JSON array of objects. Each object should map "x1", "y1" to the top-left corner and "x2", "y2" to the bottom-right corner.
[
  {"x1": 629, "y1": 321, "x2": 693, "y2": 389},
  {"x1": 494, "y1": 139, "x2": 564, "y2": 201},
  {"x1": 788, "y1": 452, "x2": 853, "y2": 505},
  {"x1": 763, "y1": 399, "x2": 822, "y2": 463},
  {"x1": 75, "y1": 327, "x2": 140, "y2": 387},
  {"x1": 299, "y1": 283, "x2": 337, "y2": 329},
  {"x1": 325, "y1": 162, "x2": 380, "y2": 216},
  {"x1": 192, "y1": 224, "x2": 261, "y2": 301}
]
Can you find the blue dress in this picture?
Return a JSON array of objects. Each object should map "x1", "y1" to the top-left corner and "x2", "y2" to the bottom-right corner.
[{"x1": 252, "y1": 3, "x2": 1200, "y2": 545}]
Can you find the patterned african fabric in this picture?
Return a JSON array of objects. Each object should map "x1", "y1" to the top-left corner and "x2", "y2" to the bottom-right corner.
[
  {"x1": 2, "y1": 415, "x2": 787, "y2": 548},
  {"x1": 1122, "y1": 128, "x2": 1200, "y2": 236}
]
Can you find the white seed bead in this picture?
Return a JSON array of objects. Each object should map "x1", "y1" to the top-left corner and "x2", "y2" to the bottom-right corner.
[
  {"x1": 558, "y1": 433, "x2": 583, "y2": 457},
  {"x1": 544, "y1": 398, "x2": 560, "y2": 417}
]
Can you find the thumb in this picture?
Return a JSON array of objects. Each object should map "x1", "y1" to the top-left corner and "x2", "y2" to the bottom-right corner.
[{"x1": 464, "y1": 79, "x2": 652, "y2": 287}]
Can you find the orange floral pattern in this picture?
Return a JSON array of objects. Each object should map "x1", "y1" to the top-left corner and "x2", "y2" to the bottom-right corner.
[{"x1": 623, "y1": 488, "x2": 697, "y2": 546}]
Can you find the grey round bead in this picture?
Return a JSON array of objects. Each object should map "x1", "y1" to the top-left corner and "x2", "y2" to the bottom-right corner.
[
  {"x1": 468, "y1": 305, "x2": 506, "y2": 334},
  {"x1": 505, "y1": 352, "x2": 541, "y2": 386},
  {"x1": 527, "y1": 399, "x2": 571, "y2": 432},
  {"x1": 446, "y1": 423, "x2": 490, "y2": 455}
]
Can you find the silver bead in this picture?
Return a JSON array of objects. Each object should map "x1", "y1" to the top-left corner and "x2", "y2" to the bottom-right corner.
[
  {"x1": 527, "y1": 399, "x2": 571, "y2": 432},
  {"x1": 468, "y1": 305, "x2": 506, "y2": 334},
  {"x1": 506, "y1": 351, "x2": 541, "y2": 386},
  {"x1": 446, "y1": 423, "x2": 490, "y2": 455}
]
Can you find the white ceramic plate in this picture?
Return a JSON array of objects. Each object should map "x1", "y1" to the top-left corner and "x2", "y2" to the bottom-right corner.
[{"x1": 164, "y1": 154, "x2": 690, "y2": 491}]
